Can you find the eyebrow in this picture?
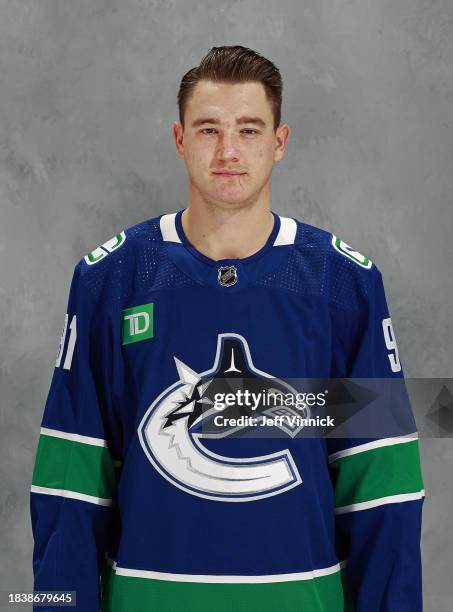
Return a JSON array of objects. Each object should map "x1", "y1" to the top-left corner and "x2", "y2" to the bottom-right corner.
[{"x1": 191, "y1": 116, "x2": 266, "y2": 128}]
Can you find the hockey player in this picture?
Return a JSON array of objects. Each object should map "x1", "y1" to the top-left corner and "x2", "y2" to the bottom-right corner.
[{"x1": 31, "y1": 45, "x2": 425, "y2": 611}]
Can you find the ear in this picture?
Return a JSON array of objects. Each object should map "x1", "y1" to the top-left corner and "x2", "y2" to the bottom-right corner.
[
  {"x1": 274, "y1": 123, "x2": 291, "y2": 163},
  {"x1": 172, "y1": 121, "x2": 185, "y2": 160}
]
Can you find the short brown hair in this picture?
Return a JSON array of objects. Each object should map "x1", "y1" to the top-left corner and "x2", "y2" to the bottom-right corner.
[{"x1": 177, "y1": 45, "x2": 283, "y2": 132}]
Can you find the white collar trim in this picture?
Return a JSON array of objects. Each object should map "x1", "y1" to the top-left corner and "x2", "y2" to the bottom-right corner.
[
  {"x1": 273, "y1": 216, "x2": 297, "y2": 246},
  {"x1": 160, "y1": 212, "x2": 297, "y2": 246},
  {"x1": 160, "y1": 212, "x2": 181, "y2": 243}
]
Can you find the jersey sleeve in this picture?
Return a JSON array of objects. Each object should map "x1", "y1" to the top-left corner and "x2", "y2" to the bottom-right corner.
[
  {"x1": 327, "y1": 265, "x2": 425, "y2": 611},
  {"x1": 30, "y1": 261, "x2": 119, "y2": 611}
]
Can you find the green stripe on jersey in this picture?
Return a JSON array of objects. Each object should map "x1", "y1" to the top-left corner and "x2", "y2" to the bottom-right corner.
[
  {"x1": 32, "y1": 433, "x2": 116, "y2": 500},
  {"x1": 100, "y1": 564, "x2": 354, "y2": 612},
  {"x1": 329, "y1": 439, "x2": 424, "y2": 508}
]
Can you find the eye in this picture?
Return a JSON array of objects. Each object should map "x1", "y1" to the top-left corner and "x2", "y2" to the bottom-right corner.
[{"x1": 200, "y1": 128, "x2": 259, "y2": 135}]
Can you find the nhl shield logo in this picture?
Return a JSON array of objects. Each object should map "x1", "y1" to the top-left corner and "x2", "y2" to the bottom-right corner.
[{"x1": 218, "y1": 265, "x2": 238, "y2": 287}]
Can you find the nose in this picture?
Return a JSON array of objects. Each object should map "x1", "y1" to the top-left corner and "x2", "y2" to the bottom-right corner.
[{"x1": 216, "y1": 132, "x2": 240, "y2": 162}]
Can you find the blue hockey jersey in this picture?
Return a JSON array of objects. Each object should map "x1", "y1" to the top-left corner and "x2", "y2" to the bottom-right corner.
[{"x1": 30, "y1": 209, "x2": 425, "y2": 611}]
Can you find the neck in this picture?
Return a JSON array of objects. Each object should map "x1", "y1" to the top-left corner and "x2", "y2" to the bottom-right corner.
[{"x1": 181, "y1": 202, "x2": 275, "y2": 261}]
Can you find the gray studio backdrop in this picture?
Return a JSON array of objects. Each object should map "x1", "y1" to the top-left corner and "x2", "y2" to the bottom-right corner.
[{"x1": 1, "y1": 0, "x2": 452, "y2": 609}]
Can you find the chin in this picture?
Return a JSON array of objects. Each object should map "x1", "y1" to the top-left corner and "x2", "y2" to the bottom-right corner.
[{"x1": 215, "y1": 192, "x2": 253, "y2": 205}]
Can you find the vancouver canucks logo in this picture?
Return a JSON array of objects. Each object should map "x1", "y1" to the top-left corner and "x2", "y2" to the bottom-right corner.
[{"x1": 138, "y1": 333, "x2": 303, "y2": 502}]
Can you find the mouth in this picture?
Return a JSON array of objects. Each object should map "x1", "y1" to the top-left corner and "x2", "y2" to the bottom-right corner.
[{"x1": 212, "y1": 172, "x2": 246, "y2": 177}]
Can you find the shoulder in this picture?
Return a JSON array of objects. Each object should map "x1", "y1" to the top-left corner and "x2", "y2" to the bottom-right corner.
[
  {"x1": 73, "y1": 213, "x2": 166, "y2": 300},
  {"x1": 289, "y1": 215, "x2": 378, "y2": 271},
  {"x1": 81, "y1": 214, "x2": 164, "y2": 268},
  {"x1": 287, "y1": 215, "x2": 381, "y2": 310}
]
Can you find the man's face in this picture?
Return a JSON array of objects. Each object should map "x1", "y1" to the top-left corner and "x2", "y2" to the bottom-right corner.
[{"x1": 173, "y1": 80, "x2": 289, "y2": 208}]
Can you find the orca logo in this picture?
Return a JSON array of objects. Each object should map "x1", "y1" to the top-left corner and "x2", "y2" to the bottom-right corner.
[{"x1": 138, "y1": 333, "x2": 303, "y2": 502}]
